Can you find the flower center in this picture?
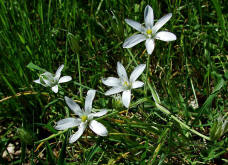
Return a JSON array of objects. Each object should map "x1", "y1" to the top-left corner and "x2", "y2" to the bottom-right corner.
[
  {"x1": 122, "y1": 80, "x2": 131, "y2": 89},
  {"x1": 81, "y1": 115, "x2": 88, "y2": 122},
  {"x1": 40, "y1": 72, "x2": 57, "y2": 86},
  {"x1": 123, "y1": 81, "x2": 129, "y2": 87},
  {"x1": 146, "y1": 29, "x2": 152, "y2": 35}
]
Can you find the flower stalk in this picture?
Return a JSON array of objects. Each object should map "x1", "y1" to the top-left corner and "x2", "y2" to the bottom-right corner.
[
  {"x1": 76, "y1": 53, "x2": 83, "y2": 99},
  {"x1": 144, "y1": 53, "x2": 151, "y2": 96},
  {"x1": 156, "y1": 103, "x2": 211, "y2": 141}
]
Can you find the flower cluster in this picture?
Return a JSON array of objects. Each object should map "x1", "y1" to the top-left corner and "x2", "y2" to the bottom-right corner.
[{"x1": 33, "y1": 5, "x2": 177, "y2": 143}]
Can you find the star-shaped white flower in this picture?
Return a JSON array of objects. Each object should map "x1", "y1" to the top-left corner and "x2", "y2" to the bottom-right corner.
[
  {"x1": 123, "y1": 5, "x2": 176, "y2": 54},
  {"x1": 102, "y1": 62, "x2": 146, "y2": 108},
  {"x1": 33, "y1": 64, "x2": 72, "y2": 93},
  {"x1": 55, "y1": 90, "x2": 108, "y2": 143}
]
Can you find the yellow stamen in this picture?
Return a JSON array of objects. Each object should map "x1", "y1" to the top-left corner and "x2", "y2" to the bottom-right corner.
[
  {"x1": 81, "y1": 115, "x2": 87, "y2": 122},
  {"x1": 123, "y1": 81, "x2": 128, "y2": 86},
  {"x1": 146, "y1": 29, "x2": 152, "y2": 35}
]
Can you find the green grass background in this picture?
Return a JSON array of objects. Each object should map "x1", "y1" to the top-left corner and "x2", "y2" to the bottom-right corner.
[{"x1": 0, "y1": 0, "x2": 227, "y2": 164}]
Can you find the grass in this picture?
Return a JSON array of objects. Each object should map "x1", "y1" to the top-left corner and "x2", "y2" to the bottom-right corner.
[{"x1": 0, "y1": 0, "x2": 227, "y2": 164}]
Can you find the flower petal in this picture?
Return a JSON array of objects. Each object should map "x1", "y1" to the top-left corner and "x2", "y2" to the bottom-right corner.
[
  {"x1": 55, "y1": 64, "x2": 64, "y2": 80},
  {"x1": 155, "y1": 31, "x2": 176, "y2": 41},
  {"x1": 144, "y1": 5, "x2": 154, "y2": 28},
  {"x1": 85, "y1": 90, "x2": 96, "y2": 114},
  {"x1": 65, "y1": 96, "x2": 82, "y2": 116},
  {"x1": 123, "y1": 34, "x2": 146, "y2": 48},
  {"x1": 51, "y1": 85, "x2": 58, "y2": 93},
  {"x1": 117, "y1": 62, "x2": 128, "y2": 81},
  {"x1": 122, "y1": 90, "x2": 131, "y2": 108},
  {"x1": 145, "y1": 39, "x2": 155, "y2": 55},
  {"x1": 130, "y1": 64, "x2": 146, "y2": 82},
  {"x1": 59, "y1": 76, "x2": 72, "y2": 83},
  {"x1": 43, "y1": 80, "x2": 52, "y2": 87},
  {"x1": 152, "y1": 13, "x2": 172, "y2": 33},
  {"x1": 132, "y1": 81, "x2": 144, "y2": 89},
  {"x1": 34, "y1": 78, "x2": 48, "y2": 87},
  {"x1": 89, "y1": 120, "x2": 108, "y2": 136},
  {"x1": 55, "y1": 118, "x2": 81, "y2": 130},
  {"x1": 102, "y1": 77, "x2": 121, "y2": 87},
  {"x1": 42, "y1": 72, "x2": 54, "y2": 79},
  {"x1": 105, "y1": 86, "x2": 125, "y2": 96},
  {"x1": 125, "y1": 19, "x2": 145, "y2": 32},
  {"x1": 34, "y1": 79, "x2": 41, "y2": 84},
  {"x1": 69, "y1": 123, "x2": 86, "y2": 143},
  {"x1": 41, "y1": 72, "x2": 54, "y2": 86},
  {"x1": 90, "y1": 109, "x2": 108, "y2": 118}
]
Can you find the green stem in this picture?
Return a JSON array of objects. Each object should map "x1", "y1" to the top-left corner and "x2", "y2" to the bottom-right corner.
[
  {"x1": 127, "y1": 49, "x2": 160, "y2": 103},
  {"x1": 96, "y1": 110, "x2": 119, "y2": 121},
  {"x1": 186, "y1": 58, "x2": 199, "y2": 109},
  {"x1": 149, "y1": 126, "x2": 170, "y2": 165},
  {"x1": 147, "y1": 80, "x2": 161, "y2": 104},
  {"x1": 34, "y1": 129, "x2": 68, "y2": 144},
  {"x1": 77, "y1": 53, "x2": 82, "y2": 99},
  {"x1": 155, "y1": 103, "x2": 211, "y2": 141},
  {"x1": 73, "y1": 81, "x2": 104, "y2": 95},
  {"x1": 144, "y1": 54, "x2": 150, "y2": 96},
  {"x1": 109, "y1": 132, "x2": 147, "y2": 139},
  {"x1": 126, "y1": 49, "x2": 211, "y2": 141}
]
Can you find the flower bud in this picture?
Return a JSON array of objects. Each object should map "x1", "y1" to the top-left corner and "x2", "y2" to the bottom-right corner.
[
  {"x1": 210, "y1": 113, "x2": 228, "y2": 141},
  {"x1": 17, "y1": 128, "x2": 34, "y2": 145},
  {"x1": 67, "y1": 33, "x2": 80, "y2": 54},
  {"x1": 112, "y1": 94, "x2": 124, "y2": 110}
]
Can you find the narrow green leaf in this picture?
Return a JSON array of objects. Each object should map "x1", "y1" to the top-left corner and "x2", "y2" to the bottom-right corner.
[
  {"x1": 45, "y1": 142, "x2": 56, "y2": 165},
  {"x1": 149, "y1": 127, "x2": 170, "y2": 165},
  {"x1": 211, "y1": 0, "x2": 226, "y2": 33},
  {"x1": 20, "y1": 143, "x2": 26, "y2": 163},
  {"x1": 193, "y1": 78, "x2": 225, "y2": 124},
  {"x1": 57, "y1": 130, "x2": 70, "y2": 165},
  {"x1": 26, "y1": 62, "x2": 46, "y2": 72},
  {"x1": 67, "y1": 33, "x2": 79, "y2": 54},
  {"x1": 26, "y1": 45, "x2": 32, "y2": 55},
  {"x1": 0, "y1": 73, "x2": 16, "y2": 95},
  {"x1": 17, "y1": 33, "x2": 25, "y2": 44},
  {"x1": 85, "y1": 144, "x2": 101, "y2": 163},
  {"x1": 130, "y1": 97, "x2": 151, "y2": 108}
]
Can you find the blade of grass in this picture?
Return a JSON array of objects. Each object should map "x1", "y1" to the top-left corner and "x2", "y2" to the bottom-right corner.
[{"x1": 57, "y1": 129, "x2": 70, "y2": 165}]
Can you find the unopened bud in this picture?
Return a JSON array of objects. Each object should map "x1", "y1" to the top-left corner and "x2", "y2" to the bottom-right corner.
[
  {"x1": 210, "y1": 113, "x2": 228, "y2": 141},
  {"x1": 17, "y1": 128, "x2": 34, "y2": 145},
  {"x1": 67, "y1": 33, "x2": 80, "y2": 54},
  {"x1": 112, "y1": 94, "x2": 124, "y2": 110}
]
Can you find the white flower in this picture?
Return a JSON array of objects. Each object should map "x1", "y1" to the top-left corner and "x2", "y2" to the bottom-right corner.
[
  {"x1": 55, "y1": 90, "x2": 108, "y2": 143},
  {"x1": 102, "y1": 62, "x2": 146, "y2": 108},
  {"x1": 33, "y1": 64, "x2": 72, "y2": 93},
  {"x1": 123, "y1": 5, "x2": 176, "y2": 54}
]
